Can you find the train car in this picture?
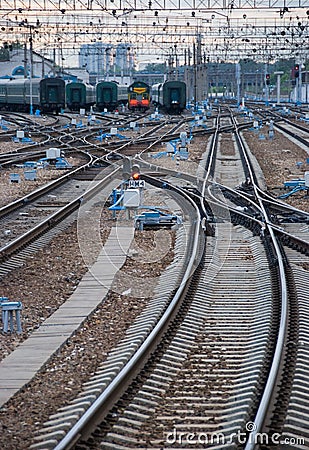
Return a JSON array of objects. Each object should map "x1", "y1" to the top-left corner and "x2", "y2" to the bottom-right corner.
[
  {"x1": 96, "y1": 81, "x2": 128, "y2": 111},
  {"x1": 152, "y1": 80, "x2": 187, "y2": 114},
  {"x1": 128, "y1": 81, "x2": 150, "y2": 111},
  {"x1": 0, "y1": 78, "x2": 40, "y2": 112},
  {"x1": 39, "y1": 78, "x2": 66, "y2": 113},
  {"x1": 0, "y1": 79, "x2": 10, "y2": 109},
  {"x1": 66, "y1": 81, "x2": 95, "y2": 111},
  {"x1": 0, "y1": 77, "x2": 65, "y2": 114},
  {"x1": 117, "y1": 85, "x2": 129, "y2": 105}
]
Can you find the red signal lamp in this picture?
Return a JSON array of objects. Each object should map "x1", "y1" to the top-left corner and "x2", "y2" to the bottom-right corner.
[{"x1": 132, "y1": 172, "x2": 140, "y2": 180}]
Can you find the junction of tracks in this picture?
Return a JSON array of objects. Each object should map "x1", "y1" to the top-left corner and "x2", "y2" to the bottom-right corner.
[{"x1": 0, "y1": 103, "x2": 308, "y2": 449}]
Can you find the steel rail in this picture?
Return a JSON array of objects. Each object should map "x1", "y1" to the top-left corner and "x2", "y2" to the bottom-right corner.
[
  {"x1": 94, "y1": 116, "x2": 189, "y2": 166},
  {"x1": 0, "y1": 151, "x2": 94, "y2": 219},
  {"x1": 274, "y1": 122, "x2": 309, "y2": 148},
  {"x1": 244, "y1": 225, "x2": 288, "y2": 449},
  {"x1": 230, "y1": 116, "x2": 289, "y2": 450},
  {"x1": 254, "y1": 109, "x2": 309, "y2": 148},
  {"x1": 92, "y1": 108, "x2": 295, "y2": 449},
  {"x1": 256, "y1": 185, "x2": 309, "y2": 218},
  {"x1": 272, "y1": 225, "x2": 309, "y2": 254},
  {"x1": 196, "y1": 108, "x2": 290, "y2": 448},
  {"x1": 0, "y1": 165, "x2": 121, "y2": 261},
  {"x1": 53, "y1": 180, "x2": 202, "y2": 450}
]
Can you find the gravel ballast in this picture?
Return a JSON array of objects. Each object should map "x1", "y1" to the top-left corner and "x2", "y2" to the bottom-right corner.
[{"x1": 0, "y1": 119, "x2": 308, "y2": 449}]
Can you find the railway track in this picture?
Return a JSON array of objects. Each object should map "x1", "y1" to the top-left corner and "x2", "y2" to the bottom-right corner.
[
  {"x1": 252, "y1": 108, "x2": 309, "y2": 149},
  {"x1": 26, "y1": 108, "x2": 307, "y2": 449},
  {"x1": 0, "y1": 106, "x2": 308, "y2": 449},
  {"x1": 0, "y1": 110, "x2": 141, "y2": 166},
  {"x1": 29, "y1": 181, "x2": 202, "y2": 450},
  {"x1": 0, "y1": 111, "x2": 199, "y2": 272},
  {"x1": 78, "y1": 222, "x2": 275, "y2": 449},
  {"x1": 278, "y1": 243, "x2": 309, "y2": 448},
  {"x1": 0, "y1": 164, "x2": 119, "y2": 272}
]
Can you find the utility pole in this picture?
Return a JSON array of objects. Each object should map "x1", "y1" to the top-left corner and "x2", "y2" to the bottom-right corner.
[
  {"x1": 29, "y1": 26, "x2": 34, "y2": 115},
  {"x1": 236, "y1": 63, "x2": 241, "y2": 106},
  {"x1": 23, "y1": 41, "x2": 28, "y2": 80},
  {"x1": 204, "y1": 53, "x2": 208, "y2": 101},
  {"x1": 274, "y1": 71, "x2": 283, "y2": 104},
  {"x1": 196, "y1": 33, "x2": 202, "y2": 104},
  {"x1": 298, "y1": 64, "x2": 302, "y2": 105},
  {"x1": 264, "y1": 63, "x2": 269, "y2": 106},
  {"x1": 193, "y1": 42, "x2": 197, "y2": 109},
  {"x1": 174, "y1": 44, "x2": 178, "y2": 81}
]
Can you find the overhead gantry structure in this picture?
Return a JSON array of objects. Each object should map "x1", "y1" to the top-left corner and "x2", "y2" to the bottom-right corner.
[{"x1": 0, "y1": 0, "x2": 308, "y2": 64}]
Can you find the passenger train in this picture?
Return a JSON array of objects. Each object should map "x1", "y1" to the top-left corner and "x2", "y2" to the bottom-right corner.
[
  {"x1": 65, "y1": 81, "x2": 95, "y2": 111},
  {"x1": 152, "y1": 80, "x2": 187, "y2": 114},
  {"x1": 0, "y1": 77, "x2": 66, "y2": 113},
  {"x1": 0, "y1": 77, "x2": 188, "y2": 114},
  {"x1": 96, "y1": 81, "x2": 128, "y2": 112}
]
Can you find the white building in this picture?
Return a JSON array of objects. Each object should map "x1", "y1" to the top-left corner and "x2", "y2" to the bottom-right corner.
[
  {"x1": 79, "y1": 43, "x2": 135, "y2": 82},
  {"x1": 0, "y1": 47, "x2": 56, "y2": 79}
]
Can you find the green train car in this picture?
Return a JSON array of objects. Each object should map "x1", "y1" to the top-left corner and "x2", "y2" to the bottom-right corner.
[
  {"x1": 0, "y1": 78, "x2": 40, "y2": 112},
  {"x1": 40, "y1": 78, "x2": 65, "y2": 113},
  {"x1": 96, "y1": 81, "x2": 128, "y2": 111},
  {"x1": 152, "y1": 80, "x2": 187, "y2": 113},
  {"x1": 0, "y1": 77, "x2": 65, "y2": 113},
  {"x1": 66, "y1": 81, "x2": 96, "y2": 111}
]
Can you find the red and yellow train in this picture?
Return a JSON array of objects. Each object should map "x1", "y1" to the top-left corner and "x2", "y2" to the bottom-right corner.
[{"x1": 128, "y1": 81, "x2": 151, "y2": 111}]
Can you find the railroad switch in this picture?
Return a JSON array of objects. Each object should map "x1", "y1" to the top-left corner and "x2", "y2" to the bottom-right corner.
[
  {"x1": 279, "y1": 172, "x2": 309, "y2": 199},
  {"x1": 134, "y1": 210, "x2": 182, "y2": 231}
]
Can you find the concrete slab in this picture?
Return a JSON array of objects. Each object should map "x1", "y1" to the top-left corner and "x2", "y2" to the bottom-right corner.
[{"x1": 0, "y1": 226, "x2": 134, "y2": 408}]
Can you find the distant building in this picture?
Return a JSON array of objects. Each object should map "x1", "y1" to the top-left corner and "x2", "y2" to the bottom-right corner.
[
  {"x1": 64, "y1": 68, "x2": 90, "y2": 83},
  {"x1": 133, "y1": 72, "x2": 165, "y2": 85},
  {"x1": 79, "y1": 43, "x2": 113, "y2": 81},
  {"x1": 290, "y1": 71, "x2": 309, "y2": 103},
  {"x1": 0, "y1": 48, "x2": 57, "y2": 79},
  {"x1": 79, "y1": 43, "x2": 135, "y2": 83},
  {"x1": 115, "y1": 44, "x2": 134, "y2": 75}
]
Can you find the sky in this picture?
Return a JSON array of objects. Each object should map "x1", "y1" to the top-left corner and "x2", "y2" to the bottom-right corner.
[{"x1": 0, "y1": 3, "x2": 308, "y2": 66}]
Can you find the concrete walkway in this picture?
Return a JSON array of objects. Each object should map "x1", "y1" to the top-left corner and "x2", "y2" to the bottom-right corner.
[{"x1": 0, "y1": 225, "x2": 134, "y2": 407}]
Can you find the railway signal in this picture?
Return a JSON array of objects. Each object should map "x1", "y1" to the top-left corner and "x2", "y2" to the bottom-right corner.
[
  {"x1": 265, "y1": 73, "x2": 270, "y2": 85},
  {"x1": 129, "y1": 163, "x2": 145, "y2": 188},
  {"x1": 294, "y1": 64, "x2": 300, "y2": 78},
  {"x1": 131, "y1": 163, "x2": 141, "y2": 180},
  {"x1": 132, "y1": 171, "x2": 141, "y2": 181}
]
